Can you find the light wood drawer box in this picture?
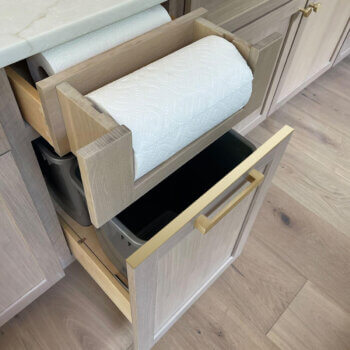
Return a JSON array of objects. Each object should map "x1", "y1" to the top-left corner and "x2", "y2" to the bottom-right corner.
[
  {"x1": 5, "y1": 8, "x2": 283, "y2": 228},
  {"x1": 59, "y1": 125, "x2": 293, "y2": 350}
]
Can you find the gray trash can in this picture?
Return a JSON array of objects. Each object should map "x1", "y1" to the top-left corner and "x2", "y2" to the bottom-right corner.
[{"x1": 33, "y1": 138, "x2": 91, "y2": 226}]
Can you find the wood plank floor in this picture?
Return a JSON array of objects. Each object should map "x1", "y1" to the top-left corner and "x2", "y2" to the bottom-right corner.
[{"x1": 1, "y1": 57, "x2": 349, "y2": 350}]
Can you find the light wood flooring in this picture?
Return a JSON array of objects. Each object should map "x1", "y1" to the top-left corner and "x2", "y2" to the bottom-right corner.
[{"x1": 1, "y1": 57, "x2": 349, "y2": 350}]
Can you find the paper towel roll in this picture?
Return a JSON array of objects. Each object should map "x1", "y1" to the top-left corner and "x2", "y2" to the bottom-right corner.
[
  {"x1": 27, "y1": 5, "x2": 171, "y2": 82},
  {"x1": 87, "y1": 35, "x2": 253, "y2": 180}
]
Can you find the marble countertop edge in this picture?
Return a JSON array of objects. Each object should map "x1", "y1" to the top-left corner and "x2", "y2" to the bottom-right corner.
[{"x1": 0, "y1": 0, "x2": 164, "y2": 68}]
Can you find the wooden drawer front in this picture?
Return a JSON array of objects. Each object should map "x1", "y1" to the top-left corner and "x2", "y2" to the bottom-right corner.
[
  {"x1": 54, "y1": 10, "x2": 282, "y2": 228},
  {"x1": 232, "y1": 0, "x2": 305, "y2": 45},
  {"x1": 126, "y1": 126, "x2": 293, "y2": 349},
  {"x1": 233, "y1": 0, "x2": 305, "y2": 132},
  {"x1": 153, "y1": 175, "x2": 257, "y2": 332}
]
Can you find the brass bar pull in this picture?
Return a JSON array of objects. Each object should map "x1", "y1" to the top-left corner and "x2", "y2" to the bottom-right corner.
[
  {"x1": 194, "y1": 169, "x2": 264, "y2": 235},
  {"x1": 299, "y1": 6, "x2": 313, "y2": 17},
  {"x1": 310, "y1": 2, "x2": 321, "y2": 12}
]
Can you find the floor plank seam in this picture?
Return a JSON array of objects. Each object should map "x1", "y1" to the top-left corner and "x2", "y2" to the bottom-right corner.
[
  {"x1": 253, "y1": 233, "x2": 308, "y2": 282},
  {"x1": 264, "y1": 279, "x2": 308, "y2": 336}
]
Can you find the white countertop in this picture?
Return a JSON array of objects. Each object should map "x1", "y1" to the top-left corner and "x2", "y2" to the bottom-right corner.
[{"x1": 0, "y1": 0, "x2": 164, "y2": 68}]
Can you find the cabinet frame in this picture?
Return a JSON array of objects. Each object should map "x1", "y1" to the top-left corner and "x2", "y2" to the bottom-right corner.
[
  {"x1": 270, "y1": 0, "x2": 350, "y2": 113},
  {"x1": 233, "y1": 0, "x2": 306, "y2": 134}
]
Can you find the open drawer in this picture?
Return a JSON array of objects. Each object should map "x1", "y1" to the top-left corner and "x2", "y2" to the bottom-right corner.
[
  {"x1": 5, "y1": 9, "x2": 281, "y2": 161},
  {"x1": 58, "y1": 125, "x2": 292, "y2": 350},
  {"x1": 15, "y1": 8, "x2": 280, "y2": 228}
]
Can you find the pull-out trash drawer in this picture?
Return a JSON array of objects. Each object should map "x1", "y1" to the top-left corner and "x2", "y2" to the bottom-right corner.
[{"x1": 56, "y1": 125, "x2": 293, "y2": 350}]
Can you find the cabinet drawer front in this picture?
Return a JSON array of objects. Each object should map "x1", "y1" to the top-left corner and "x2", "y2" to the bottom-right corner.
[
  {"x1": 127, "y1": 126, "x2": 293, "y2": 349},
  {"x1": 233, "y1": 0, "x2": 305, "y2": 45}
]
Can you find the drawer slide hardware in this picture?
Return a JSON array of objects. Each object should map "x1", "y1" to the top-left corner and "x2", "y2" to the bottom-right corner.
[
  {"x1": 78, "y1": 237, "x2": 86, "y2": 244},
  {"x1": 194, "y1": 169, "x2": 264, "y2": 235}
]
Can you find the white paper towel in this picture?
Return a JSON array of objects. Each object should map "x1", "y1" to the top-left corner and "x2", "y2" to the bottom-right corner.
[
  {"x1": 27, "y1": 5, "x2": 171, "y2": 82},
  {"x1": 87, "y1": 35, "x2": 253, "y2": 180}
]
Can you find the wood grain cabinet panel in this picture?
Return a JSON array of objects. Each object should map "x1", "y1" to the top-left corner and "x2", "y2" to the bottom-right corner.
[
  {"x1": 125, "y1": 126, "x2": 293, "y2": 349},
  {"x1": 0, "y1": 152, "x2": 64, "y2": 327},
  {"x1": 231, "y1": 0, "x2": 306, "y2": 134},
  {"x1": 0, "y1": 198, "x2": 44, "y2": 313},
  {"x1": 271, "y1": 0, "x2": 350, "y2": 111},
  {"x1": 186, "y1": 0, "x2": 293, "y2": 32}
]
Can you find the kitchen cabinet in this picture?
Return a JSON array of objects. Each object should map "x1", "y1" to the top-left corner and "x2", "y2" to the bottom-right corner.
[
  {"x1": 231, "y1": 0, "x2": 307, "y2": 134},
  {"x1": 186, "y1": 0, "x2": 307, "y2": 134},
  {"x1": 0, "y1": 152, "x2": 64, "y2": 327},
  {"x1": 270, "y1": 0, "x2": 350, "y2": 112},
  {"x1": 18, "y1": 10, "x2": 291, "y2": 348},
  {"x1": 58, "y1": 125, "x2": 293, "y2": 350},
  {"x1": 187, "y1": 0, "x2": 350, "y2": 119},
  {"x1": 185, "y1": 0, "x2": 294, "y2": 32}
]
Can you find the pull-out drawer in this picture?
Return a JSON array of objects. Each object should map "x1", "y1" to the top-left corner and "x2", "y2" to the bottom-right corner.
[
  {"x1": 13, "y1": 9, "x2": 279, "y2": 228},
  {"x1": 59, "y1": 125, "x2": 293, "y2": 350},
  {"x1": 5, "y1": 9, "x2": 281, "y2": 161}
]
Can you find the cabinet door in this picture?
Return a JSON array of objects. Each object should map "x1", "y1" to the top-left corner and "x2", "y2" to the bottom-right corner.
[
  {"x1": 126, "y1": 126, "x2": 293, "y2": 350},
  {"x1": 232, "y1": 0, "x2": 306, "y2": 134},
  {"x1": 272, "y1": 0, "x2": 350, "y2": 110},
  {"x1": 0, "y1": 152, "x2": 64, "y2": 327}
]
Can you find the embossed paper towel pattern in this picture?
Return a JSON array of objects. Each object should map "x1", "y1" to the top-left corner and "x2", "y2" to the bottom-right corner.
[{"x1": 87, "y1": 35, "x2": 253, "y2": 179}]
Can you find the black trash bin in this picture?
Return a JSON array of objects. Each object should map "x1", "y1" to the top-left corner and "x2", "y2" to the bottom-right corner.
[
  {"x1": 97, "y1": 130, "x2": 256, "y2": 277},
  {"x1": 35, "y1": 131, "x2": 256, "y2": 278}
]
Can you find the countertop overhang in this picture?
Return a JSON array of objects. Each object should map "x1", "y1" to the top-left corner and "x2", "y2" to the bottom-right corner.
[{"x1": 0, "y1": 0, "x2": 164, "y2": 68}]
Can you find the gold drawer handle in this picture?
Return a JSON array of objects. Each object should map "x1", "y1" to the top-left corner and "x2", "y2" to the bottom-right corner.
[
  {"x1": 299, "y1": 6, "x2": 313, "y2": 17},
  {"x1": 194, "y1": 169, "x2": 264, "y2": 235},
  {"x1": 310, "y1": 2, "x2": 321, "y2": 12}
]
